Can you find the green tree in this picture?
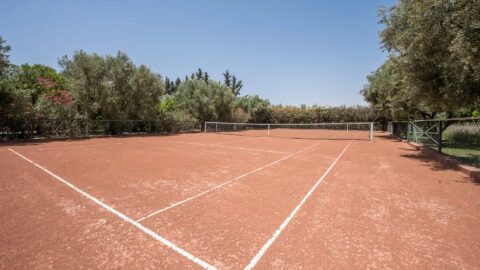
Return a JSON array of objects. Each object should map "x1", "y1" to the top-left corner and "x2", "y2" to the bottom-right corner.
[
  {"x1": 59, "y1": 50, "x2": 108, "y2": 124},
  {"x1": 129, "y1": 64, "x2": 164, "y2": 120},
  {"x1": 13, "y1": 64, "x2": 66, "y2": 104},
  {"x1": 223, "y1": 69, "x2": 243, "y2": 96},
  {"x1": 372, "y1": 0, "x2": 480, "y2": 118},
  {"x1": 175, "y1": 79, "x2": 234, "y2": 122},
  {"x1": 235, "y1": 95, "x2": 271, "y2": 123},
  {"x1": 0, "y1": 36, "x2": 11, "y2": 78},
  {"x1": 103, "y1": 52, "x2": 135, "y2": 120}
]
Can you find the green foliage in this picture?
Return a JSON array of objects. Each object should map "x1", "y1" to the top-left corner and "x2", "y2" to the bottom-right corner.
[
  {"x1": 232, "y1": 107, "x2": 249, "y2": 122},
  {"x1": 270, "y1": 105, "x2": 377, "y2": 124},
  {"x1": 165, "y1": 77, "x2": 181, "y2": 94},
  {"x1": 0, "y1": 80, "x2": 37, "y2": 135},
  {"x1": 235, "y1": 95, "x2": 271, "y2": 123},
  {"x1": 13, "y1": 64, "x2": 66, "y2": 104},
  {"x1": 223, "y1": 70, "x2": 243, "y2": 96},
  {"x1": 175, "y1": 79, "x2": 235, "y2": 122},
  {"x1": 0, "y1": 36, "x2": 11, "y2": 78},
  {"x1": 59, "y1": 50, "x2": 108, "y2": 121},
  {"x1": 157, "y1": 95, "x2": 177, "y2": 116},
  {"x1": 364, "y1": 0, "x2": 480, "y2": 120},
  {"x1": 59, "y1": 51, "x2": 163, "y2": 124},
  {"x1": 129, "y1": 65, "x2": 164, "y2": 120},
  {"x1": 444, "y1": 123, "x2": 480, "y2": 146},
  {"x1": 442, "y1": 122, "x2": 480, "y2": 166},
  {"x1": 156, "y1": 94, "x2": 196, "y2": 131},
  {"x1": 0, "y1": 42, "x2": 68, "y2": 137}
]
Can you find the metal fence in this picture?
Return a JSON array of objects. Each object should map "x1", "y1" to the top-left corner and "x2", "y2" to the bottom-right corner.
[
  {"x1": 389, "y1": 117, "x2": 480, "y2": 167},
  {"x1": 0, "y1": 118, "x2": 202, "y2": 141}
]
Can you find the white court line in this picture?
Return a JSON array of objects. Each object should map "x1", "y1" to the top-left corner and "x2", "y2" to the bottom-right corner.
[
  {"x1": 243, "y1": 140, "x2": 353, "y2": 270},
  {"x1": 136, "y1": 142, "x2": 322, "y2": 223},
  {"x1": 7, "y1": 148, "x2": 217, "y2": 270}
]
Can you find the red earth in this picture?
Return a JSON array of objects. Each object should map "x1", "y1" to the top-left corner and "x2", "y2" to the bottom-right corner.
[{"x1": 1, "y1": 132, "x2": 479, "y2": 269}]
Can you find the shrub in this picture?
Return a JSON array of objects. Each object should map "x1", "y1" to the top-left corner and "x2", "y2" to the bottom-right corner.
[{"x1": 443, "y1": 123, "x2": 480, "y2": 146}]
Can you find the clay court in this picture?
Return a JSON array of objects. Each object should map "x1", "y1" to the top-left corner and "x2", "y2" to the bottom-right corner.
[{"x1": 1, "y1": 131, "x2": 479, "y2": 269}]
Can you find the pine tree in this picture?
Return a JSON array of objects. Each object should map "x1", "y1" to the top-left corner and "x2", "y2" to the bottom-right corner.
[
  {"x1": 195, "y1": 68, "x2": 203, "y2": 80},
  {"x1": 223, "y1": 70, "x2": 231, "y2": 88},
  {"x1": 175, "y1": 77, "x2": 181, "y2": 88},
  {"x1": 165, "y1": 77, "x2": 172, "y2": 94},
  {"x1": 204, "y1": 72, "x2": 209, "y2": 84},
  {"x1": 222, "y1": 70, "x2": 243, "y2": 96}
]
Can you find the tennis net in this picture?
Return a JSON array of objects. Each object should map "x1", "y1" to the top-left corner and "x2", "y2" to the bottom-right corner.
[{"x1": 205, "y1": 122, "x2": 374, "y2": 141}]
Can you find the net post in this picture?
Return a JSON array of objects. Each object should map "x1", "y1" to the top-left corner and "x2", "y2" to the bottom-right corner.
[
  {"x1": 268, "y1": 124, "x2": 270, "y2": 137},
  {"x1": 204, "y1": 122, "x2": 207, "y2": 133},
  {"x1": 346, "y1": 123, "x2": 349, "y2": 132},
  {"x1": 215, "y1": 122, "x2": 218, "y2": 133}
]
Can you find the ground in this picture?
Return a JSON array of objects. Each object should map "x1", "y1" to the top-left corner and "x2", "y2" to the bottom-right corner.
[{"x1": 1, "y1": 132, "x2": 479, "y2": 269}]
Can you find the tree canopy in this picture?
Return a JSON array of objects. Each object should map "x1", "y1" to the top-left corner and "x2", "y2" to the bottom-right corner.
[{"x1": 362, "y1": 0, "x2": 480, "y2": 120}]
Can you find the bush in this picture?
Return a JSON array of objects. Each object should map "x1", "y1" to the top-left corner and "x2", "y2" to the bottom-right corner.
[{"x1": 443, "y1": 123, "x2": 480, "y2": 146}]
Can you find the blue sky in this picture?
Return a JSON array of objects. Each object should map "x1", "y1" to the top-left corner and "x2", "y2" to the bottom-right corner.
[{"x1": 1, "y1": 0, "x2": 396, "y2": 106}]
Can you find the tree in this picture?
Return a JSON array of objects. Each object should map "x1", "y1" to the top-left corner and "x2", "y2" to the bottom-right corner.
[
  {"x1": 370, "y1": 0, "x2": 480, "y2": 118},
  {"x1": 235, "y1": 95, "x2": 271, "y2": 123},
  {"x1": 190, "y1": 68, "x2": 210, "y2": 84},
  {"x1": 13, "y1": 64, "x2": 66, "y2": 104},
  {"x1": 361, "y1": 57, "x2": 418, "y2": 120},
  {"x1": 0, "y1": 36, "x2": 11, "y2": 78},
  {"x1": 175, "y1": 79, "x2": 235, "y2": 122},
  {"x1": 59, "y1": 50, "x2": 108, "y2": 124},
  {"x1": 175, "y1": 77, "x2": 181, "y2": 89},
  {"x1": 59, "y1": 51, "x2": 164, "y2": 123},
  {"x1": 223, "y1": 69, "x2": 243, "y2": 96},
  {"x1": 165, "y1": 77, "x2": 172, "y2": 94},
  {"x1": 129, "y1": 64, "x2": 164, "y2": 120}
]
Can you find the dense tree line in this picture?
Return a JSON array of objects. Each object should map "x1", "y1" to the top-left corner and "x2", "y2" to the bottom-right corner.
[
  {"x1": 270, "y1": 105, "x2": 376, "y2": 124},
  {"x1": 362, "y1": 0, "x2": 480, "y2": 120},
  {"x1": 0, "y1": 36, "x2": 378, "y2": 138}
]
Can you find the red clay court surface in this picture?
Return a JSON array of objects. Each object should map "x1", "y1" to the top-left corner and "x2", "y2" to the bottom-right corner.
[{"x1": 1, "y1": 132, "x2": 479, "y2": 269}]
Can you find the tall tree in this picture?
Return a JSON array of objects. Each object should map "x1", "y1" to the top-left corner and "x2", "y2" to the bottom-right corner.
[
  {"x1": 235, "y1": 95, "x2": 271, "y2": 123},
  {"x1": 0, "y1": 36, "x2": 11, "y2": 78},
  {"x1": 223, "y1": 70, "x2": 231, "y2": 88},
  {"x1": 230, "y1": 75, "x2": 243, "y2": 96},
  {"x1": 175, "y1": 77, "x2": 181, "y2": 89},
  {"x1": 370, "y1": 0, "x2": 480, "y2": 118},
  {"x1": 129, "y1": 65, "x2": 164, "y2": 120},
  {"x1": 223, "y1": 69, "x2": 243, "y2": 96},
  {"x1": 59, "y1": 50, "x2": 108, "y2": 123},
  {"x1": 175, "y1": 79, "x2": 234, "y2": 122}
]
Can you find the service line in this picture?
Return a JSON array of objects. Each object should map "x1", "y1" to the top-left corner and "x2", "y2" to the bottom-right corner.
[
  {"x1": 8, "y1": 148, "x2": 217, "y2": 270},
  {"x1": 136, "y1": 142, "x2": 323, "y2": 223},
  {"x1": 243, "y1": 140, "x2": 353, "y2": 270}
]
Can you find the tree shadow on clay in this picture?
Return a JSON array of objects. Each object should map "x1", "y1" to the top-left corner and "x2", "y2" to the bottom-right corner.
[{"x1": 399, "y1": 152, "x2": 479, "y2": 185}]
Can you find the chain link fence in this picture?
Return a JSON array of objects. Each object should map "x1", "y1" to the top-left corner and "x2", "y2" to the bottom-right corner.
[{"x1": 0, "y1": 118, "x2": 202, "y2": 141}]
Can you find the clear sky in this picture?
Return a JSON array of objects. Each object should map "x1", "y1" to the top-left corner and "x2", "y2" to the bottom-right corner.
[{"x1": 1, "y1": 0, "x2": 396, "y2": 106}]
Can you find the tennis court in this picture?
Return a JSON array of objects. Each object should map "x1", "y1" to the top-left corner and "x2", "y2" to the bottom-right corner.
[{"x1": 1, "y1": 125, "x2": 479, "y2": 269}]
